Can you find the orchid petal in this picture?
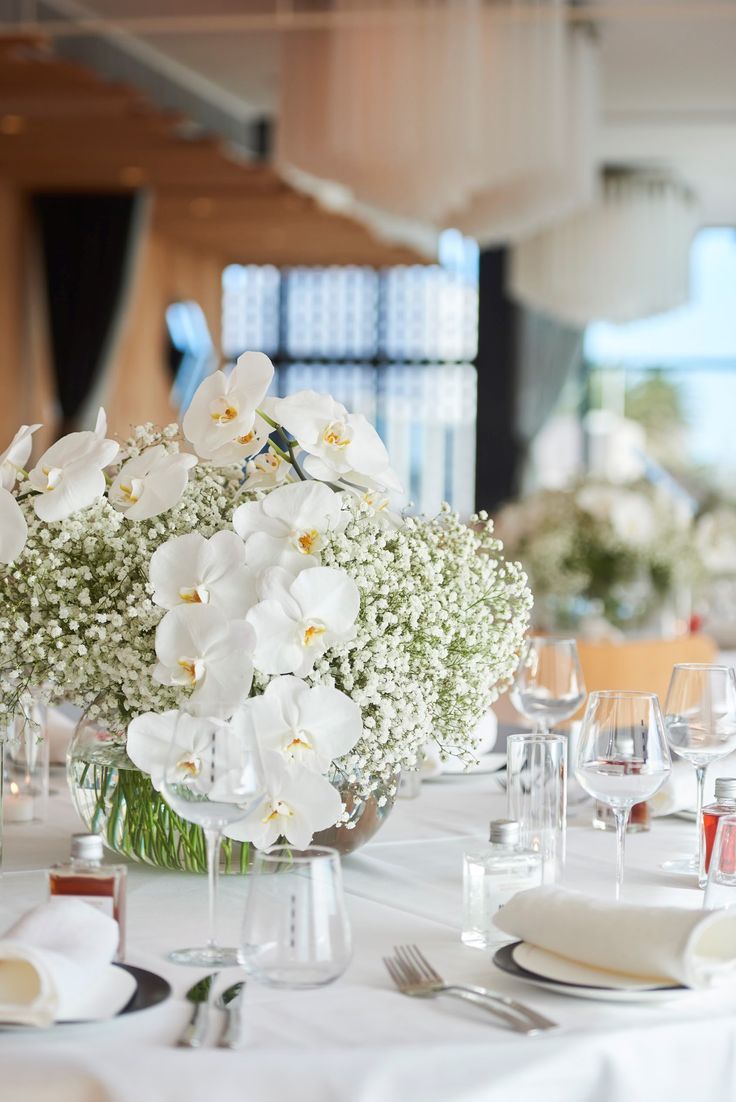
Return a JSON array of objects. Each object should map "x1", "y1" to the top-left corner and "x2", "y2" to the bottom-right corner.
[{"x1": 0, "y1": 488, "x2": 27, "y2": 563}]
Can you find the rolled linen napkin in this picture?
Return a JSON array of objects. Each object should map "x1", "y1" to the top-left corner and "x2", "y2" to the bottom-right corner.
[
  {"x1": 0, "y1": 898, "x2": 119, "y2": 1027},
  {"x1": 650, "y1": 754, "x2": 736, "y2": 817},
  {"x1": 47, "y1": 706, "x2": 78, "y2": 765},
  {"x1": 422, "y1": 709, "x2": 498, "y2": 777},
  {"x1": 494, "y1": 886, "x2": 736, "y2": 989}
]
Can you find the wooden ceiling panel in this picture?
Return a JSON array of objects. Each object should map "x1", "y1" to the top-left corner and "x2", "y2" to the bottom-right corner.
[{"x1": 0, "y1": 34, "x2": 423, "y2": 267}]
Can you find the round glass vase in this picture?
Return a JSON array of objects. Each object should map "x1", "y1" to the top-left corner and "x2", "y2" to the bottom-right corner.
[{"x1": 66, "y1": 708, "x2": 395, "y2": 872}]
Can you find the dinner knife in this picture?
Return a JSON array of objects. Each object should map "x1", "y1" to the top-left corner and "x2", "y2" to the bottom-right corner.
[
  {"x1": 177, "y1": 972, "x2": 218, "y2": 1048},
  {"x1": 216, "y1": 981, "x2": 245, "y2": 1049}
]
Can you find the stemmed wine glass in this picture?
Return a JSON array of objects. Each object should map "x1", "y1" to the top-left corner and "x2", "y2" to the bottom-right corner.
[
  {"x1": 510, "y1": 637, "x2": 586, "y2": 733},
  {"x1": 575, "y1": 691, "x2": 671, "y2": 901},
  {"x1": 663, "y1": 664, "x2": 736, "y2": 887},
  {"x1": 160, "y1": 714, "x2": 262, "y2": 966}
]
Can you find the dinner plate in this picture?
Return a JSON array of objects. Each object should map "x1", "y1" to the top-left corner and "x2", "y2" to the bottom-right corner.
[
  {"x1": 492, "y1": 941, "x2": 689, "y2": 1003},
  {"x1": 422, "y1": 752, "x2": 507, "y2": 781}
]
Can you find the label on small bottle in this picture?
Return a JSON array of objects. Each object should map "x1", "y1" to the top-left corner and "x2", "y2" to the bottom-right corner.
[{"x1": 75, "y1": 896, "x2": 115, "y2": 919}]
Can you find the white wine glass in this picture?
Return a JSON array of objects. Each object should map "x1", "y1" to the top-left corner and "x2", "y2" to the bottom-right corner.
[
  {"x1": 575, "y1": 691, "x2": 671, "y2": 901},
  {"x1": 510, "y1": 637, "x2": 586, "y2": 734},
  {"x1": 664, "y1": 664, "x2": 736, "y2": 887},
  {"x1": 160, "y1": 714, "x2": 262, "y2": 966}
]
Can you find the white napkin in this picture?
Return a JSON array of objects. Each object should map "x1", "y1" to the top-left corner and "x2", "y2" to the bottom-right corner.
[
  {"x1": 650, "y1": 755, "x2": 736, "y2": 817},
  {"x1": 0, "y1": 898, "x2": 119, "y2": 1026},
  {"x1": 47, "y1": 706, "x2": 77, "y2": 764},
  {"x1": 422, "y1": 709, "x2": 498, "y2": 777},
  {"x1": 494, "y1": 886, "x2": 736, "y2": 989}
]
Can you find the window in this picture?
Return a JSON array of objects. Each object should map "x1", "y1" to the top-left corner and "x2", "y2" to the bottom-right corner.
[{"x1": 221, "y1": 231, "x2": 479, "y2": 515}]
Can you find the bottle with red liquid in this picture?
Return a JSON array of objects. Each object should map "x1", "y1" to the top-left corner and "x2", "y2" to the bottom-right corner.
[
  {"x1": 702, "y1": 778, "x2": 736, "y2": 876},
  {"x1": 48, "y1": 833, "x2": 127, "y2": 960}
]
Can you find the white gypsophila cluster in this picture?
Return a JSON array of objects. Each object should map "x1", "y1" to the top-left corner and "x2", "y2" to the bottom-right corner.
[
  {"x1": 310, "y1": 502, "x2": 532, "y2": 800},
  {"x1": 0, "y1": 444, "x2": 242, "y2": 728},
  {"x1": 495, "y1": 480, "x2": 699, "y2": 629}
]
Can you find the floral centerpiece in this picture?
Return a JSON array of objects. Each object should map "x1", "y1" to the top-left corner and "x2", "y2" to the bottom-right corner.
[
  {"x1": 495, "y1": 479, "x2": 696, "y2": 633},
  {"x1": 0, "y1": 353, "x2": 531, "y2": 870}
]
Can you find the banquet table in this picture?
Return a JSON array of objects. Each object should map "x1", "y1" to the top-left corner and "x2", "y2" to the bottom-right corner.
[{"x1": 2, "y1": 768, "x2": 735, "y2": 1102}]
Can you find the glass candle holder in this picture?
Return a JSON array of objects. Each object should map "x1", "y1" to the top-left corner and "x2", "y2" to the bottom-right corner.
[
  {"x1": 3, "y1": 693, "x2": 49, "y2": 823},
  {"x1": 506, "y1": 734, "x2": 567, "y2": 884}
]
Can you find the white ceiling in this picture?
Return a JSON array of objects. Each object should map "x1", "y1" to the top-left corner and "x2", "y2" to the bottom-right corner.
[{"x1": 29, "y1": 1, "x2": 736, "y2": 223}]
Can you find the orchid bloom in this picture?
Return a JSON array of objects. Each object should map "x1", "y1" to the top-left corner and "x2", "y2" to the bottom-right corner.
[
  {"x1": 609, "y1": 492, "x2": 657, "y2": 547},
  {"x1": 225, "y1": 752, "x2": 343, "y2": 851},
  {"x1": 346, "y1": 485, "x2": 402, "y2": 530},
  {"x1": 108, "y1": 445, "x2": 197, "y2": 521},
  {"x1": 233, "y1": 480, "x2": 346, "y2": 574},
  {"x1": 0, "y1": 423, "x2": 41, "y2": 490},
  {"x1": 149, "y1": 530, "x2": 257, "y2": 618},
  {"x1": 242, "y1": 446, "x2": 291, "y2": 492},
  {"x1": 182, "y1": 351, "x2": 273, "y2": 465},
  {"x1": 246, "y1": 565, "x2": 360, "y2": 677},
  {"x1": 152, "y1": 604, "x2": 255, "y2": 718},
  {"x1": 0, "y1": 488, "x2": 27, "y2": 564},
  {"x1": 26, "y1": 415, "x2": 119, "y2": 522},
  {"x1": 269, "y1": 389, "x2": 402, "y2": 493},
  {"x1": 231, "y1": 675, "x2": 363, "y2": 773}
]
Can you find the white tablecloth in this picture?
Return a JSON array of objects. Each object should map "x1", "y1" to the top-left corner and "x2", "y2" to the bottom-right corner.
[{"x1": 1, "y1": 769, "x2": 734, "y2": 1102}]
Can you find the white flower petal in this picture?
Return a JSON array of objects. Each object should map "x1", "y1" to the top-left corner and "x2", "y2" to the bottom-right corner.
[
  {"x1": 247, "y1": 599, "x2": 305, "y2": 675},
  {"x1": 183, "y1": 351, "x2": 274, "y2": 462},
  {"x1": 0, "y1": 488, "x2": 27, "y2": 563},
  {"x1": 291, "y1": 566, "x2": 360, "y2": 635},
  {"x1": 0, "y1": 423, "x2": 41, "y2": 490},
  {"x1": 149, "y1": 530, "x2": 257, "y2": 617},
  {"x1": 225, "y1": 756, "x2": 343, "y2": 850},
  {"x1": 31, "y1": 463, "x2": 107, "y2": 522}
]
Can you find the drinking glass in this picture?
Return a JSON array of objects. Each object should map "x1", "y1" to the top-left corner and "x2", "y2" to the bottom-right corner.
[
  {"x1": 506, "y1": 734, "x2": 567, "y2": 883},
  {"x1": 664, "y1": 664, "x2": 736, "y2": 887},
  {"x1": 240, "y1": 845, "x2": 351, "y2": 987},
  {"x1": 575, "y1": 691, "x2": 671, "y2": 901},
  {"x1": 704, "y1": 814, "x2": 736, "y2": 910},
  {"x1": 160, "y1": 715, "x2": 262, "y2": 966},
  {"x1": 510, "y1": 637, "x2": 586, "y2": 734}
]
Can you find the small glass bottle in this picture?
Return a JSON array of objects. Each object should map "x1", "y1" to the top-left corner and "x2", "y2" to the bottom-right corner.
[
  {"x1": 49, "y1": 833, "x2": 127, "y2": 961},
  {"x1": 703, "y1": 778, "x2": 736, "y2": 875},
  {"x1": 462, "y1": 819, "x2": 542, "y2": 949}
]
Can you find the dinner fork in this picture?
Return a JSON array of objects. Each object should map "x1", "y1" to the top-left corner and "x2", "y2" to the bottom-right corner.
[{"x1": 384, "y1": 945, "x2": 557, "y2": 1035}]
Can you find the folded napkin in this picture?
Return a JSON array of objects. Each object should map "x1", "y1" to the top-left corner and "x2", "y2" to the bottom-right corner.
[
  {"x1": 0, "y1": 898, "x2": 119, "y2": 1026},
  {"x1": 494, "y1": 886, "x2": 736, "y2": 989},
  {"x1": 48, "y1": 706, "x2": 78, "y2": 764},
  {"x1": 650, "y1": 755, "x2": 736, "y2": 818},
  {"x1": 422, "y1": 709, "x2": 498, "y2": 777}
]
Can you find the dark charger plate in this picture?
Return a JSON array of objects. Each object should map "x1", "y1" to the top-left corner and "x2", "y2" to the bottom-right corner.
[{"x1": 117, "y1": 964, "x2": 172, "y2": 1016}]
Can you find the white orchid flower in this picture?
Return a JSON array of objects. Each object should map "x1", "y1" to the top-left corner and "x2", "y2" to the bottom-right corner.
[
  {"x1": 108, "y1": 445, "x2": 197, "y2": 521},
  {"x1": 126, "y1": 710, "x2": 227, "y2": 791},
  {"x1": 246, "y1": 565, "x2": 360, "y2": 677},
  {"x1": 182, "y1": 350, "x2": 273, "y2": 465},
  {"x1": 231, "y1": 675, "x2": 363, "y2": 773},
  {"x1": 153, "y1": 604, "x2": 255, "y2": 718},
  {"x1": 233, "y1": 480, "x2": 346, "y2": 574},
  {"x1": 346, "y1": 485, "x2": 402, "y2": 530},
  {"x1": 26, "y1": 423, "x2": 119, "y2": 523},
  {"x1": 242, "y1": 446, "x2": 291, "y2": 491},
  {"x1": 225, "y1": 753, "x2": 343, "y2": 851},
  {"x1": 0, "y1": 423, "x2": 41, "y2": 490},
  {"x1": 269, "y1": 389, "x2": 402, "y2": 493},
  {"x1": 149, "y1": 530, "x2": 257, "y2": 617},
  {"x1": 0, "y1": 488, "x2": 28, "y2": 563},
  {"x1": 609, "y1": 492, "x2": 657, "y2": 547}
]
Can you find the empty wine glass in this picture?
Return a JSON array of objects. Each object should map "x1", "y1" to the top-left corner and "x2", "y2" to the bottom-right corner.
[
  {"x1": 576, "y1": 691, "x2": 671, "y2": 901},
  {"x1": 664, "y1": 664, "x2": 736, "y2": 887},
  {"x1": 510, "y1": 637, "x2": 586, "y2": 733},
  {"x1": 160, "y1": 714, "x2": 262, "y2": 966},
  {"x1": 240, "y1": 845, "x2": 351, "y2": 988}
]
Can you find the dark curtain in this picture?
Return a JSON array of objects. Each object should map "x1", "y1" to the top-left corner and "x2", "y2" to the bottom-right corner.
[
  {"x1": 33, "y1": 192, "x2": 145, "y2": 435},
  {"x1": 474, "y1": 248, "x2": 583, "y2": 511},
  {"x1": 475, "y1": 248, "x2": 522, "y2": 512}
]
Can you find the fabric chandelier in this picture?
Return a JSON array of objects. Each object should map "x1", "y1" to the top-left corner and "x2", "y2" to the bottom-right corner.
[
  {"x1": 509, "y1": 169, "x2": 701, "y2": 325},
  {"x1": 277, "y1": 0, "x2": 599, "y2": 249}
]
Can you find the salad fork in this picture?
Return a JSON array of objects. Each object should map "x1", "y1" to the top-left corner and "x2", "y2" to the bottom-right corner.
[{"x1": 384, "y1": 945, "x2": 557, "y2": 1035}]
